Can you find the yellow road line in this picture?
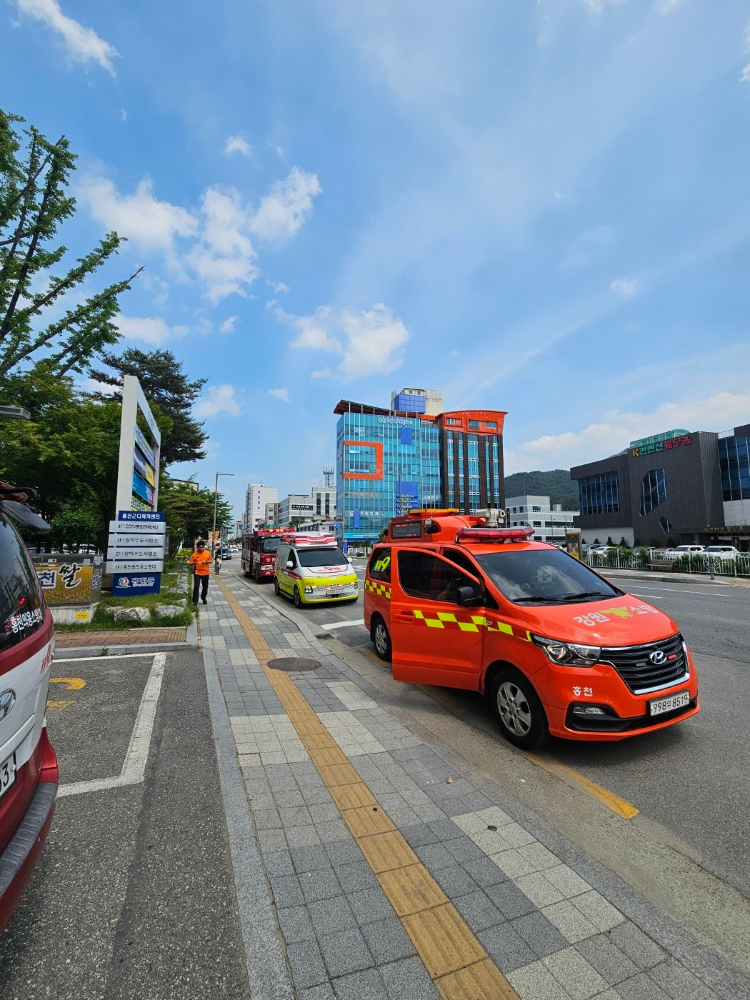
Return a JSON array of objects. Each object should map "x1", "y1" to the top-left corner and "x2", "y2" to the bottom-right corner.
[
  {"x1": 49, "y1": 677, "x2": 86, "y2": 690},
  {"x1": 527, "y1": 753, "x2": 639, "y2": 820},
  {"x1": 217, "y1": 579, "x2": 520, "y2": 1000}
]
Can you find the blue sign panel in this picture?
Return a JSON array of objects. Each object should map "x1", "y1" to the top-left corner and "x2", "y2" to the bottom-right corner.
[
  {"x1": 112, "y1": 572, "x2": 162, "y2": 596},
  {"x1": 118, "y1": 510, "x2": 166, "y2": 522}
]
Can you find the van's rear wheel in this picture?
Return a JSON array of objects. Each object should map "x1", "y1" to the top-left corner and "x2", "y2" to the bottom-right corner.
[
  {"x1": 372, "y1": 617, "x2": 392, "y2": 662},
  {"x1": 274, "y1": 577, "x2": 280, "y2": 596},
  {"x1": 490, "y1": 668, "x2": 550, "y2": 750}
]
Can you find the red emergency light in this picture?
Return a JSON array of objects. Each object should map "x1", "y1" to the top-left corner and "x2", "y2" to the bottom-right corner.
[{"x1": 455, "y1": 526, "x2": 535, "y2": 544}]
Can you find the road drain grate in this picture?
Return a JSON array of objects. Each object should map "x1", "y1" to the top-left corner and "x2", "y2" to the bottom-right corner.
[
  {"x1": 315, "y1": 634, "x2": 331, "y2": 639},
  {"x1": 267, "y1": 657, "x2": 322, "y2": 672}
]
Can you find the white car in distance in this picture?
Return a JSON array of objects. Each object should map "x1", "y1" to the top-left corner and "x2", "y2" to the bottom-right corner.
[
  {"x1": 664, "y1": 545, "x2": 705, "y2": 560},
  {"x1": 701, "y1": 545, "x2": 741, "y2": 561}
]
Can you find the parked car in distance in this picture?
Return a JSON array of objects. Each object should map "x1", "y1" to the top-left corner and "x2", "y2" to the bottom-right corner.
[
  {"x1": 588, "y1": 545, "x2": 614, "y2": 555},
  {"x1": 701, "y1": 545, "x2": 740, "y2": 561},
  {"x1": 664, "y1": 545, "x2": 705, "y2": 560},
  {"x1": 220, "y1": 546, "x2": 232, "y2": 560}
]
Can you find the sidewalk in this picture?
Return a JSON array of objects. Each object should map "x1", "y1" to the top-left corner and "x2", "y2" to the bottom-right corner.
[
  {"x1": 200, "y1": 574, "x2": 750, "y2": 1000},
  {"x1": 593, "y1": 568, "x2": 750, "y2": 588}
]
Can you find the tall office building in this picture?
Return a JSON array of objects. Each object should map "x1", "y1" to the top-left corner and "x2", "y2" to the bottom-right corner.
[
  {"x1": 335, "y1": 400, "x2": 506, "y2": 543},
  {"x1": 244, "y1": 483, "x2": 278, "y2": 531}
]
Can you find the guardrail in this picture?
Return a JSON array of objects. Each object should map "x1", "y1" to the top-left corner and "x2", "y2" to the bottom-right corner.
[{"x1": 585, "y1": 550, "x2": 750, "y2": 578}]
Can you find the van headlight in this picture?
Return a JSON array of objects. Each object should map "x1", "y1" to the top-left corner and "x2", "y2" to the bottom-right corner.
[{"x1": 532, "y1": 634, "x2": 601, "y2": 667}]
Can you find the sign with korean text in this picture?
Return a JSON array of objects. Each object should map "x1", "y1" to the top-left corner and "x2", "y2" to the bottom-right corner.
[
  {"x1": 107, "y1": 510, "x2": 166, "y2": 578},
  {"x1": 631, "y1": 434, "x2": 692, "y2": 458},
  {"x1": 112, "y1": 573, "x2": 162, "y2": 597},
  {"x1": 33, "y1": 555, "x2": 103, "y2": 607}
]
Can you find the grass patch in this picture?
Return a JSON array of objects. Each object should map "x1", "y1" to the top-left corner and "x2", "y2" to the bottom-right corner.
[{"x1": 54, "y1": 571, "x2": 196, "y2": 632}]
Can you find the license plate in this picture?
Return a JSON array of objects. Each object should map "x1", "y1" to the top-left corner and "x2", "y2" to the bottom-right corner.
[
  {"x1": 0, "y1": 752, "x2": 17, "y2": 799},
  {"x1": 648, "y1": 690, "x2": 690, "y2": 717},
  {"x1": 326, "y1": 585, "x2": 344, "y2": 595}
]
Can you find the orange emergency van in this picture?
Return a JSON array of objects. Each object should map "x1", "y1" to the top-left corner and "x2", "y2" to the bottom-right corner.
[{"x1": 364, "y1": 510, "x2": 699, "y2": 749}]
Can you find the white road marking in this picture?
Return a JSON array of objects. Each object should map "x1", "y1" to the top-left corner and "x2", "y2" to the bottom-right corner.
[
  {"x1": 59, "y1": 652, "x2": 166, "y2": 797},
  {"x1": 627, "y1": 586, "x2": 730, "y2": 598},
  {"x1": 321, "y1": 619, "x2": 366, "y2": 631},
  {"x1": 630, "y1": 593, "x2": 665, "y2": 600}
]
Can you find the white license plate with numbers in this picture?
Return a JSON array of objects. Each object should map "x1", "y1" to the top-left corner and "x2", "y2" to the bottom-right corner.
[
  {"x1": 648, "y1": 690, "x2": 690, "y2": 717},
  {"x1": 0, "y1": 753, "x2": 17, "y2": 799}
]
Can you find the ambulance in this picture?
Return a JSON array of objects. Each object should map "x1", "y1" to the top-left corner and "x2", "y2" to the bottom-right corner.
[
  {"x1": 274, "y1": 533, "x2": 359, "y2": 607},
  {"x1": 364, "y1": 510, "x2": 699, "y2": 749}
]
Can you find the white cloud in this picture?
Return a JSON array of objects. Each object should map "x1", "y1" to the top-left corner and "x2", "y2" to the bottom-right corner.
[
  {"x1": 120, "y1": 107, "x2": 127, "y2": 121},
  {"x1": 654, "y1": 0, "x2": 682, "y2": 12},
  {"x1": 610, "y1": 277, "x2": 639, "y2": 295},
  {"x1": 266, "y1": 278, "x2": 290, "y2": 294},
  {"x1": 82, "y1": 177, "x2": 198, "y2": 252},
  {"x1": 311, "y1": 367, "x2": 333, "y2": 379},
  {"x1": 250, "y1": 167, "x2": 322, "y2": 241},
  {"x1": 579, "y1": 0, "x2": 624, "y2": 11},
  {"x1": 268, "y1": 387, "x2": 290, "y2": 402},
  {"x1": 194, "y1": 384, "x2": 243, "y2": 418},
  {"x1": 219, "y1": 315, "x2": 238, "y2": 333},
  {"x1": 116, "y1": 315, "x2": 188, "y2": 346},
  {"x1": 283, "y1": 303, "x2": 410, "y2": 381},
  {"x1": 511, "y1": 392, "x2": 750, "y2": 471},
  {"x1": 224, "y1": 134, "x2": 252, "y2": 158},
  {"x1": 15, "y1": 0, "x2": 117, "y2": 73},
  {"x1": 188, "y1": 186, "x2": 259, "y2": 303},
  {"x1": 741, "y1": 20, "x2": 750, "y2": 83}
]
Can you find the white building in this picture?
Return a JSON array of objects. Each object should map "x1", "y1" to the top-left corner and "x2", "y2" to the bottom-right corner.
[
  {"x1": 311, "y1": 484, "x2": 336, "y2": 519},
  {"x1": 390, "y1": 387, "x2": 444, "y2": 416},
  {"x1": 245, "y1": 483, "x2": 278, "y2": 531},
  {"x1": 505, "y1": 495, "x2": 579, "y2": 545},
  {"x1": 277, "y1": 494, "x2": 315, "y2": 526}
]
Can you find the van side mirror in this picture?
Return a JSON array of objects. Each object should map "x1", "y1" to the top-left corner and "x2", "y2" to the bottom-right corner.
[
  {"x1": 286, "y1": 559, "x2": 295, "y2": 569},
  {"x1": 456, "y1": 585, "x2": 483, "y2": 608}
]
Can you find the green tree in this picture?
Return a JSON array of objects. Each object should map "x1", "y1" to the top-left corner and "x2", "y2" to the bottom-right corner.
[
  {"x1": 0, "y1": 109, "x2": 139, "y2": 380},
  {"x1": 159, "y1": 480, "x2": 232, "y2": 555},
  {"x1": 89, "y1": 347, "x2": 207, "y2": 465}
]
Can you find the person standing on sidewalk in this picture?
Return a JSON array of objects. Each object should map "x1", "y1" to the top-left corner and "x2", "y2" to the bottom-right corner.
[{"x1": 189, "y1": 540, "x2": 212, "y2": 605}]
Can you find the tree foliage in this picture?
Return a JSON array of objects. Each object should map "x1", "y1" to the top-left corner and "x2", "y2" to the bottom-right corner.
[
  {"x1": 0, "y1": 108, "x2": 138, "y2": 380},
  {"x1": 504, "y1": 469, "x2": 579, "y2": 511},
  {"x1": 159, "y1": 480, "x2": 232, "y2": 555},
  {"x1": 89, "y1": 347, "x2": 207, "y2": 466}
]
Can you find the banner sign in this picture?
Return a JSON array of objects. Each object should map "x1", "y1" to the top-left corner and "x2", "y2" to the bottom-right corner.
[
  {"x1": 135, "y1": 425, "x2": 155, "y2": 466},
  {"x1": 133, "y1": 470, "x2": 156, "y2": 505},
  {"x1": 106, "y1": 547, "x2": 164, "y2": 561},
  {"x1": 108, "y1": 533, "x2": 165, "y2": 547},
  {"x1": 112, "y1": 572, "x2": 162, "y2": 597},
  {"x1": 133, "y1": 449, "x2": 156, "y2": 486},
  {"x1": 33, "y1": 554, "x2": 103, "y2": 607}
]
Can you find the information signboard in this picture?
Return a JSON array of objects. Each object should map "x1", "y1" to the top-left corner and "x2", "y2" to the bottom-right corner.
[{"x1": 108, "y1": 510, "x2": 166, "y2": 591}]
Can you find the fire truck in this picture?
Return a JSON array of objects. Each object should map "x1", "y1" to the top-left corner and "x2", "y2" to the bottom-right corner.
[{"x1": 241, "y1": 528, "x2": 286, "y2": 582}]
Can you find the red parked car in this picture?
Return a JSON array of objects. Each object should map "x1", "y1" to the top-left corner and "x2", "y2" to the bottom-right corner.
[{"x1": 0, "y1": 493, "x2": 58, "y2": 934}]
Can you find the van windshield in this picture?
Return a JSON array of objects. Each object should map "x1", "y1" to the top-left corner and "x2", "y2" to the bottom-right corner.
[
  {"x1": 262, "y1": 538, "x2": 281, "y2": 553},
  {"x1": 298, "y1": 547, "x2": 348, "y2": 568},
  {"x1": 475, "y1": 549, "x2": 622, "y2": 605}
]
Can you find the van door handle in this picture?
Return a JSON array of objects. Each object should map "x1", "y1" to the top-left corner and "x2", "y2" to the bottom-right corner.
[{"x1": 398, "y1": 611, "x2": 415, "y2": 622}]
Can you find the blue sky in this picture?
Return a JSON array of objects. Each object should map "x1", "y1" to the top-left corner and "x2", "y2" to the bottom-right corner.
[{"x1": 4, "y1": 0, "x2": 750, "y2": 520}]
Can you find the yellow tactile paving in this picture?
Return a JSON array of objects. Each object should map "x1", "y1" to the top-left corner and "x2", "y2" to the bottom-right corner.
[
  {"x1": 308, "y1": 746, "x2": 350, "y2": 767},
  {"x1": 216, "y1": 579, "x2": 520, "y2": 1000},
  {"x1": 378, "y1": 864, "x2": 449, "y2": 916},
  {"x1": 342, "y1": 804, "x2": 397, "y2": 838},
  {"x1": 355, "y1": 830, "x2": 420, "y2": 873},
  {"x1": 328, "y1": 782, "x2": 378, "y2": 811},
  {"x1": 402, "y1": 903, "x2": 486, "y2": 978},
  {"x1": 437, "y1": 958, "x2": 520, "y2": 1000}
]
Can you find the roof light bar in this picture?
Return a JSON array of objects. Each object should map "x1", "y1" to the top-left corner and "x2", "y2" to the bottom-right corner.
[{"x1": 455, "y1": 527, "x2": 535, "y2": 543}]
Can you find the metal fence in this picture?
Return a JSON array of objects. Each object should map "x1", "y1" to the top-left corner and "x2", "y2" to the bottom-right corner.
[{"x1": 585, "y1": 550, "x2": 750, "y2": 578}]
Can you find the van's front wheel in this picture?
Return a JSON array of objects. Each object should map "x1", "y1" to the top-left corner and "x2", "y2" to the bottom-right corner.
[
  {"x1": 293, "y1": 586, "x2": 303, "y2": 609},
  {"x1": 372, "y1": 617, "x2": 392, "y2": 662},
  {"x1": 490, "y1": 668, "x2": 550, "y2": 750}
]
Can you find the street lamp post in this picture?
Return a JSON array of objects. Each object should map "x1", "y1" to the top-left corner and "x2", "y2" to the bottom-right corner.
[{"x1": 212, "y1": 472, "x2": 235, "y2": 563}]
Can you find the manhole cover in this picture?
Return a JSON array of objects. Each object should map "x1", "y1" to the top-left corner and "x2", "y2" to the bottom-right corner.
[{"x1": 267, "y1": 657, "x2": 322, "y2": 672}]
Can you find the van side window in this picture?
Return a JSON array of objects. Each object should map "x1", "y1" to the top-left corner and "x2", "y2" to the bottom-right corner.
[
  {"x1": 443, "y1": 548, "x2": 479, "y2": 579},
  {"x1": 397, "y1": 551, "x2": 477, "y2": 604},
  {"x1": 368, "y1": 548, "x2": 391, "y2": 583},
  {"x1": 0, "y1": 514, "x2": 46, "y2": 652},
  {"x1": 287, "y1": 550, "x2": 298, "y2": 568}
]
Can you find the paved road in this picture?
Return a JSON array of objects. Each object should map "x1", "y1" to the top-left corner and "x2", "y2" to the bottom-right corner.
[
  {"x1": 237, "y1": 565, "x2": 750, "y2": 902},
  {"x1": 0, "y1": 648, "x2": 250, "y2": 1000}
]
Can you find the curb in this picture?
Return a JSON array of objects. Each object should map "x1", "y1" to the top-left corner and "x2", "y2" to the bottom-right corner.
[{"x1": 599, "y1": 569, "x2": 750, "y2": 588}]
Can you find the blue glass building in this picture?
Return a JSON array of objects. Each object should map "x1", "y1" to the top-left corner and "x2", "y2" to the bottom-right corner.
[{"x1": 335, "y1": 400, "x2": 506, "y2": 544}]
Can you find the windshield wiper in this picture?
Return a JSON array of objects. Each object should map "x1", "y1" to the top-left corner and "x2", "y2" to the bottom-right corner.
[
  {"x1": 512, "y1": 595, "x2": 570, "y2": 604},
  {"x1": 556, "y1": 591, "x2": 613, "y2": 601},
  {"x1": 513, "y1": 591, "x2": 613, "y2": 604}
]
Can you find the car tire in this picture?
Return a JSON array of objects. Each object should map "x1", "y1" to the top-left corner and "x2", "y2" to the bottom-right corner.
[
  {"x1": 489, "y1": 668, "x2": 550, "y2": 750},
  {"x1": 254, "y1": 565, "x2": 261, "y2": 584},
  {"x1": 372, "y1": 616, "x2": 392, "y2": 662},
  {"x1": 293, "y1": 586, "x2": 303, "y2": 609},
  {"x1": 274, "y1": 577, "x2": 280, "y2": 596}
]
